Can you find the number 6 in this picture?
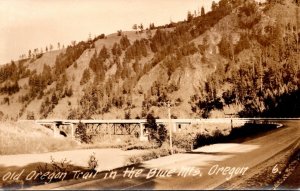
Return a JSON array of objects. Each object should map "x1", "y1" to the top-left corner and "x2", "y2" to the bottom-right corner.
[{"x1": 272, "y1": 164, "x2": 278, "y2": 174}]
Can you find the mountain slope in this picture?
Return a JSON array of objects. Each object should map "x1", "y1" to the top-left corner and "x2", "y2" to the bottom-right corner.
[{"x1": 0, "y1": 0, "x2": 299, "y2": 120}]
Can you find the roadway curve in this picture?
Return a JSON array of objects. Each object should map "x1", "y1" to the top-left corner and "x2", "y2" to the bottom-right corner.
[{"x1": 31, "y1": 120, "x2": 300, "y2": 190}]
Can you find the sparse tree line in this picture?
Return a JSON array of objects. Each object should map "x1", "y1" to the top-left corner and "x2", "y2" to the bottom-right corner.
[
  {"x1": 0, "y1": 60, "x2": 30, "y2": 95},
  {"x1": 73, "y1": 19, "x2": 206, "y2": 119},
  {"x1": 0, "y1": 33, "x2": 97, "y2": 118},
  {"x1": 19, "y1": 43, "x2": 63, "y2": 61},
  {"x1": 18, "y1": 32, "x2": 106, "y2": 62},
  {"x1": 141, "y1": 81, "x2": 182, "y2": 118},
  {"x1": 5, "y1": 0, "x2": 246, "y2": 119},
  {"x1": 190, "y1": 0, "x2": 300, "y2": 118}
]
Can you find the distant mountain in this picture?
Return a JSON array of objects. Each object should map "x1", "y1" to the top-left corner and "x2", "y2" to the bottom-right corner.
[{"x1": 0, "y1": 0, "x2": 299, "y2": 120}]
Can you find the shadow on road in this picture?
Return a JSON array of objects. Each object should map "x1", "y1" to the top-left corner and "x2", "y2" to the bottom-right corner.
[{"x1": 184, "y1": 151, "x2": 237, "y2": 155}]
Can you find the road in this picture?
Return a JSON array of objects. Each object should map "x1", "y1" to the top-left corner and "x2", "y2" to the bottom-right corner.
[{"x1": 31, "y1": 120, "x2": 300, "y2": 190}]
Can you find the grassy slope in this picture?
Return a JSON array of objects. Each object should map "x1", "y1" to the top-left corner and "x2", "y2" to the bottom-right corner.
[{"x1": 0, "y1": 121, "x2": 78, "y2": 155}]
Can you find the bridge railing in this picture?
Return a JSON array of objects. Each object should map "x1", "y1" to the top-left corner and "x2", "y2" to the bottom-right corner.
[{"x1": 34, "y1": 118, "x2": 300, "y2": 125}]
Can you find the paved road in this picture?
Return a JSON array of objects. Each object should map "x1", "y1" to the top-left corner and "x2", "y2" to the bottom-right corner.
[{"x1": 31, "y1": 120, "x2": 300, "y2": 190}]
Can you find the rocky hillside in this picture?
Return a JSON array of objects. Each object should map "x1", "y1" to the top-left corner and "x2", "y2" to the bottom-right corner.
[{"x1": 0, "y1": 0, "x2": 299, "y2": 120}]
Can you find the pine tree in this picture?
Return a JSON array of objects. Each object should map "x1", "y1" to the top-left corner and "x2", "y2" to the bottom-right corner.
[
  {"x1": 99, "y1": 46, "x2": 110, "y2": 60},
  {"x1": 138, "y1": 23, "x2": 144, "y2": 33},
  {"x1": 187, "y1": 11, "x2": 193, "y2": 22},
  {"x1": 51, "y1": 93, "x2": 58, "y2": 105},
  {"x1": 132, "y1": 24, "x2": 138, "y2": 34},
  {"x1": 120, "y1": 35, "x2": 131, "y2": 50},
  {"x1": 211, "y1": 1, "x2": 218, "y2": 11},
  {"x1": 201, "y1": 6, "x2": 205, "y2": 16},
  {"x1": 28, "y1": 50, "x2": 32, "y2": 58},
  {"x1": 80, "y1": 69, "x2": 91, "y2": 85}
]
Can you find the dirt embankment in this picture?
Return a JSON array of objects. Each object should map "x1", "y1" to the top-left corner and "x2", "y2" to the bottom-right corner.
[
  {"x1": 274, "y1": 147, "x2": 300, "y2": 190},
  {"x1": 217, "y1": 137, "x2": 300, "y2": 190}
]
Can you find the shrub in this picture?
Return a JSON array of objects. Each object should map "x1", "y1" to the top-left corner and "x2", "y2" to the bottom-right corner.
[
  {"x1": 193, "y1": 123, "x2": 278, "y2": 148},
  {"x1": 123, "y1": 141, "x2": 157, "y2": 150},
  {"x1": 3, "y1": 97, "x2": 9, "y2": 105},
  {"x1": 88, "y1": 152, "x2": 98, "y2": 170},
  {"x1": 125, "y1": 147, "x2": 171, "y2": 165},
  {"x1": 145, "y1": 114, "x2": 167, "y2": 146},
  {"x1": 172, "y1": 133, "x2": 195, "y2": 151},
  {"x1": 65, "y1": 86, "x2": 73, "y2": 97},
  {"x1": 0, "y1": 111, "x2": 4, "y2": 121},
  {"x1": 117, "y1": 30, "x2": 122, "y2": 36},
  {"x1": 74, "y1": 62, "x2": 78, "y2": 69},
  {"x1": 26, "y1": 111, "x2": 35, "y2": 120},
  {"x1": 47, "y1": 156, "x2": 72, "y2": 173},
  {"x1": 75, "y1": 122, "x2": 92, "y2": 143}
]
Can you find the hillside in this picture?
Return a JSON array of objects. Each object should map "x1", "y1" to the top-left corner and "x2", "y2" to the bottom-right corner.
[{"x1": 0, "y1": 0, "x2": 299, "y2": 120}]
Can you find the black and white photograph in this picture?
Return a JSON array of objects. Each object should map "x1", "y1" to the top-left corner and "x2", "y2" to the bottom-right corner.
[{"x1": 0, "y1": 0, "x2": 299, "y2": 190}]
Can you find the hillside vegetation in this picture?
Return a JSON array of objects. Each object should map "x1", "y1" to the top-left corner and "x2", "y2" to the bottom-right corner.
[{"x1": 0, "y1": 0, "x2": 299, "y2": 120}]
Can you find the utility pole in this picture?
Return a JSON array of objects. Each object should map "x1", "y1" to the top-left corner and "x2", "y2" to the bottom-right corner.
[
  {"x1": 157, "y1": 100, "x2": 178, "y2": 155},
  {"x1": 259, "y1": 50, "x2": 263, "y2": 92},
  {"x1": 167, "y1": 101, "x2": 173, "y2": 155}
]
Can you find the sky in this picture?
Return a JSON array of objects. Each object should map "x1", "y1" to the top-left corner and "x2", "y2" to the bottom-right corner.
[{"x1": 0, "y1": 0, "x2": 220, "y2": 64}]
